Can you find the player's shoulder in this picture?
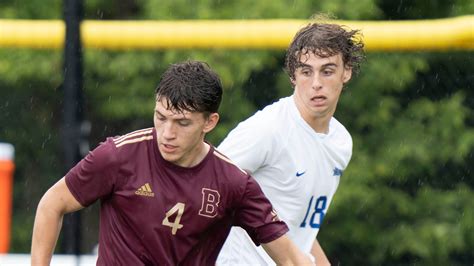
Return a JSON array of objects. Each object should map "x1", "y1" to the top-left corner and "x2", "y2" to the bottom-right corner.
[
  {"x1": 220, "y1": 97, "x2": 294, "y2": 154},
  {"x1": 211, "y1": 148, "x2": 254, "y2": 187},
  {"x1": 90, "y1": 128, "x2": 155, "y2": 164},
  {"x1": 87, "y1": 128, "x2": 154, "y2": 164},
  {"x1": 329, "y1": 117, "x2": 352, "y2": 145},
  {"x1": 109, "y1": 127, "x2": 155, "y2": 150},
  {"x1": 253, "y1": 96, "x2": 291, "y2": 120},
  {"x1": 241, "y1": 96, "x2": 293, "y2": 133},
  {"x1": 211, "y1": 148, "x2": 248, "y2": 176}
]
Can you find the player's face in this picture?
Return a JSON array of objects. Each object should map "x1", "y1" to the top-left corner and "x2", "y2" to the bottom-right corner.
[
  {"x1": 292, "y1": 52, "x2": 352, "y2": 125},
  {"x1": 153, "y1": 98, "x2": 219, "y2": 167}
]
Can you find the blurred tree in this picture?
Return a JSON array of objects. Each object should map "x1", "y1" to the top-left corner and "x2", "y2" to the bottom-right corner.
[{"x1": 0, "y1": 0, "x2": 472, "y2": 264}]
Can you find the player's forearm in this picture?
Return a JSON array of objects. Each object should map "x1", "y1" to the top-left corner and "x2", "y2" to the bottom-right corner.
[
  {"x1": 262, "y1": 235, "x2": 314, "y2": 265},
  {"x1": 32, "y1": 178, "x2": 84, "y2": 265},
  {"x1": 31, "y1": 193, "x2": 65, "y2": 265},
  {"x1": 311, "y1": 239, "x2": 331, "y2": 266}
]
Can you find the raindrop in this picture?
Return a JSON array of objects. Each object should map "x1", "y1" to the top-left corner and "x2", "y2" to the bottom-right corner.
[
  {"x1": 417, "y1": 179, "x2": 424, "y2": 186},
  {"x1": 97, "y1": 9, "x2": 104, "y2": 19},
  {"x1": 396, "y1": 1, "x2": 403, "y2": 13}
]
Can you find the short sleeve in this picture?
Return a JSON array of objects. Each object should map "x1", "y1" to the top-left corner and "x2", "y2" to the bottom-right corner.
[
  {"x1": 65, "y1": 138, "x2": 119, "y2": 207},
  {"x1": 233, "y1": 175, "x2": 288, "y2": 245},
  {"x1": 218, "y1": 117, "x2": 273, "y2": 174}
]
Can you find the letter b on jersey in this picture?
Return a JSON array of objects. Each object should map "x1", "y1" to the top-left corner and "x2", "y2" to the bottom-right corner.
[{"x1": 199, "y1": 188, "x2": 220, "y2": 218}]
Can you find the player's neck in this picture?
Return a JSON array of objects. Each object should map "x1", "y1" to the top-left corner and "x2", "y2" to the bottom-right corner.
[
  {"x1": 187, "y1": 142, "x2": 210, "y2": 167},
  {"x1": 304, "y1": 115, "x2": 330, "y2": 134},
  {"x1": 293, "y1": 97, "x2": 331, "y2": 134}
]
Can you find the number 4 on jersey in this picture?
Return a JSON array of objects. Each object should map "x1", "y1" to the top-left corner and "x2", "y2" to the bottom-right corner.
[
  {"x1": 162, "y1": 202, "x2": 185, "y2": 235},
  {"x1": 300, "y1": 196, "x2": 327, "y2": 228}
]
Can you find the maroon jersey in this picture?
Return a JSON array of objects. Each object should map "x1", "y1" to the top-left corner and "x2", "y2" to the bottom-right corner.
[{"x1": 65, "y1": 128, "x2": 287, "y2": 265}]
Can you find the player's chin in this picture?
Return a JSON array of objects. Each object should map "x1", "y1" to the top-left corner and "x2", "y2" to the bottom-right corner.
[
  {"x1": 160, "y1": 152, "x2": 180, "y2": 163},
  {"x1": 159, "y1": 147, "x2": 179, "y2": 159}
]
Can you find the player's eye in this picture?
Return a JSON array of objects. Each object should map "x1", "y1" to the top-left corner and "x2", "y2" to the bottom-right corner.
[
  {"x1": 301, "y1": 69, "x2": 312, "y2": 76},
  {"x1": 178, "y1": 120, "x2": 191, "y2": 127},
  {"x1": 156, "y1": 114, "x2": 166, "y2": 122},
  {"x1": 322, "y1": 69, "x2": 335, "y2": 76}
]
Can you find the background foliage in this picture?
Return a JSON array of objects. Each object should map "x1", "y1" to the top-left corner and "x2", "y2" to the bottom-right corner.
[{"x1": 1, "y1": 0, "x2": 473, "y2": 264}]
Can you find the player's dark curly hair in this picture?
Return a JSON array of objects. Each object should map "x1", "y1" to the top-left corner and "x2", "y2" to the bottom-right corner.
[
  {"x1": 285, "y1": 20, "x2": 365, "y2": 81},
  {"x1": 155, "y1": 60, "x2": 223, "y2": 115}
]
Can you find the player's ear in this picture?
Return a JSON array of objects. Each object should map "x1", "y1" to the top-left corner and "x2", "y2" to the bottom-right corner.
[
  {"x1": 290, "y1": 76, "x2": 296, "y2": 87},
  {"x1": 342, "y1": 66, "x2": 352, "y2": 84},
  {"x1": 203, "y1": 113, "x2": 219, "y2": 133}
]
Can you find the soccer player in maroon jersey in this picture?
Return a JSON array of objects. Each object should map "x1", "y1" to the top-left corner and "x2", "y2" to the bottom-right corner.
[{"x1": 31, "y1": 61, "x2": 314, "y2": 265}]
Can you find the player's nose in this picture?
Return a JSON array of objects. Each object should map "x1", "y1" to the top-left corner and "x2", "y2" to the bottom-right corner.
[
  {"x1": 162, "y1": 122, "x2": 177, "y2": 139},
  {"x1": 311, "y1": 75, "x2": 323, "y2": 90}
]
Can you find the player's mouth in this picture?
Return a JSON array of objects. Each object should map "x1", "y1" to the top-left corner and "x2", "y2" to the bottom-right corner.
[
  {"x1": 310, "y1": 95, "x2": 327, "y2": 106},
  {"x1": 161, "y1": 143, "x2": 178, "y2": 153}
]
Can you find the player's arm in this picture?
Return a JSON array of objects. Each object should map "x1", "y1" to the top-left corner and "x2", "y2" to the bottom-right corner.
[
  {"x1": 262, "y1": 234, "x2": 314, "y2": 265},
  {"x1": 311, "y1": 239, "x2": 331, "y2": 266},
  {"x1": 31, "y1": 177, "x2": 84, "y2": 266},
  {"x1": 235, "y1": 175, "x2": 314, "y2": 265}
]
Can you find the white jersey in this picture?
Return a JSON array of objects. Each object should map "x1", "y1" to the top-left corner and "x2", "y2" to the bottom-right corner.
[{"x1": 216, "y1": 96, "x2": 352, "y2": 265}]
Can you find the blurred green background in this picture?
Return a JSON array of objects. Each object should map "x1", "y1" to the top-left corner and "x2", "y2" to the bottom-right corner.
[{"x1": 1, "y1": 0, "x2": 473, "y2": 265}]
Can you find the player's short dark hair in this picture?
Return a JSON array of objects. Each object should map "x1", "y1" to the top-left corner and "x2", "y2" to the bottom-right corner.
[
  {"x1": 155, "y1": 60, "x2": 223, "y2": 115},
  {"x1": 285, "y1": 19, "x2": 365, "y2": 80}
]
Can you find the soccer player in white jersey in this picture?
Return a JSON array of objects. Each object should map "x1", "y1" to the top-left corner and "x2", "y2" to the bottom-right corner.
[{"x1": 216, "y1": 18, "x2": 365, "y2": 265}]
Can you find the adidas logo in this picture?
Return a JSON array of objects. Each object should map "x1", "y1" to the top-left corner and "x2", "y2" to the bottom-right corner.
[{"x1": 135, "y1": 183, "x2": 155, "y2": 197}]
